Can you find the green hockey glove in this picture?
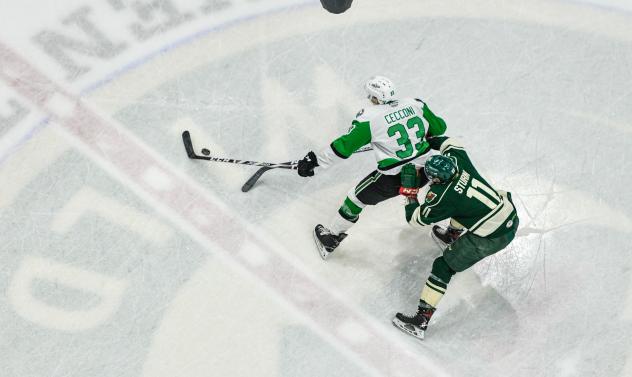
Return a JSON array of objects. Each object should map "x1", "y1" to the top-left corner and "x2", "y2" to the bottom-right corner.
[{"x1": 399, "y1": 163, "x2": 420, "y2": 198}]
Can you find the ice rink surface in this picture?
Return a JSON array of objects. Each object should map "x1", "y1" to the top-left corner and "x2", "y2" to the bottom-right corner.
[{"x1": 0, "y1": 0, "x2": 631, "y2": 376}]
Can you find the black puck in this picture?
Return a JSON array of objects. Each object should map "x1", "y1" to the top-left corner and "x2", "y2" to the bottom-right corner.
[
  {"x1": 321, "y1": 0, "x2": 353, "y2": 14},
  {"x1": 201, "y1": 148, "x2": 210, "y2": 156}
]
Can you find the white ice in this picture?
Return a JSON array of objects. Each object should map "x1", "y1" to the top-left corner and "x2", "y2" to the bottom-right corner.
[{"x1": 0, "y1": 1, "x2": 631, "y2": 376}]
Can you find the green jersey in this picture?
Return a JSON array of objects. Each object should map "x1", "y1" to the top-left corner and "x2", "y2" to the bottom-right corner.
[
  {"x1": 408, "y1": 137, "x2": 518, "y2": 238},
  {"x1": 315, "y1": 98, "x2": 447, "y2": 175}
]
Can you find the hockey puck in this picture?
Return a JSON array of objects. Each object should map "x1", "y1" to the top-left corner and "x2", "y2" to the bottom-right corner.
[
  {"x1": 321, "y1": 0, "x2": 353, "y2": 14},
  {"x1": 201, "y1": 148, "x2": 210, "y2": 156}
]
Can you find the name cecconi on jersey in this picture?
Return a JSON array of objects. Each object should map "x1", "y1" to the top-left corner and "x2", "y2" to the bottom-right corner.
[{"x1": 384, "y1": 106, "x2": 416, "y2": 124}]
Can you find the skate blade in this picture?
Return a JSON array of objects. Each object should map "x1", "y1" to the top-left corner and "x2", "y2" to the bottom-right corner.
[
  {"x1": 312, "y1": 228, "x2": 330, "y2": 260},
  {"x1": 392, "y1": 317, "x2": 425, "y2": 340}
]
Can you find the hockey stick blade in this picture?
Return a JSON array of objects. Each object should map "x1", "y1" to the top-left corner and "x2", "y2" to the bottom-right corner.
[
  {"x1": 242, "y1": 161, "x2": 296, "y2": 192},
  {"x1": 182, "y1": 130, "x2": 203, "y2": 159},
  {"x1": 241, "y1": 166, "x2": 273, "y2": 192}
]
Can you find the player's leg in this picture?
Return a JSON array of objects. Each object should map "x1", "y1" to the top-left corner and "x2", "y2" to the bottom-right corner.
[
  {"x1": 392, "y1": 256, "x2": 455, "y2": 339},
  {"x1": 314, "y1": 171, "x2": 400, "y2": 259},
  {"x1": 350, "y1": 166, "x2": 428, "y2": 218},
  {"x1": 394, "y1": 218, "x2": 520, "y2": 339},
  {"x1": 443, "y1": 218, "x2": 520, "y2": 273}
]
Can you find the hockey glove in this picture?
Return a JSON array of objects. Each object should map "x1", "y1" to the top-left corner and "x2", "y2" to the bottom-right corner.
[
  {"x1": 399, "y1": 187, "x2": 419, "y2": 198},
  {"x1": 298, "y1": 151, "x2": 319, "y2": 177},
  {"x1": 399, "y1": 163, "x2": 420, "y2": 198}
]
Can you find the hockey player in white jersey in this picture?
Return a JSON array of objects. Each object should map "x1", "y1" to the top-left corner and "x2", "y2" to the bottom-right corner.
[{"x1": 297, "y1": 76, "x2": 448, "y2": 259}]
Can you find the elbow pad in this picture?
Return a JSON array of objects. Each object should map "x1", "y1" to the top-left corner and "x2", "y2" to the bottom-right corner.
[{"x1": 315, "y1": 145, "x2": 345, "y2": 170}]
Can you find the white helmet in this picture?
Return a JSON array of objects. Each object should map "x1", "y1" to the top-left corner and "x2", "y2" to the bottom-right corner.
[{"x1": 365, "y1": 76, "x2": 396, "y2": 104}]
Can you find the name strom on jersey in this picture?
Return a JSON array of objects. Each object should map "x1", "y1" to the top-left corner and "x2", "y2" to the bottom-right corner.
[{"x1": 313, "y1": 98, "x2": 447, "y2": 175}]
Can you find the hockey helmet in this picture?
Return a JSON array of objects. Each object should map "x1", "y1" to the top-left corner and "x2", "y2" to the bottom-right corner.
[
  {"x1": 425, "y1": 155, "x2": 457, "y2": 183},
  {"x1": 365, "y1": 76, "x2": 396, "y2": 104}
]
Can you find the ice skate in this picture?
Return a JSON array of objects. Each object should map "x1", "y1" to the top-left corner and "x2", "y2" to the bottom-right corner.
[
  {"x1": 431, "y1": 225, "x2": 463, "y2": 249},
  {"x1": 313, "y1": 224, "x2": 347, "y2": 260},
  {"x1": 392, "y1": 302, "x2": 435, "y2": 340}
]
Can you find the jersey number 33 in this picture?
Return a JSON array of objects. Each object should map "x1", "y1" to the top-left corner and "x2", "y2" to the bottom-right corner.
[{"x1": 386, "y1": 116, "x2": 427, "y2": 159}]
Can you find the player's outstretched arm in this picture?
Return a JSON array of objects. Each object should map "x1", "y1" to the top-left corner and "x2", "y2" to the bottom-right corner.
[
  {"x1": 328, "y1": 120, "x2": 372, "y2": 159},
  {"x1": 296, "y1": 120, "x2": 371, "y2": 177}
]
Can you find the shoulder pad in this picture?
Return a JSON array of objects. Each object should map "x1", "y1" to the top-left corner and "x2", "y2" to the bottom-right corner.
[
  {"x1": 355, "y1": 106, "x2": 380, "y2": 121},
  {"x1": 439, "y1": 138, "x2": 465, "y2": 154}
]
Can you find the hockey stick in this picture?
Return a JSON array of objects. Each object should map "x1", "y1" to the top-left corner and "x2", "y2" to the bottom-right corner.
[
  {"x1": 241, "y1": 145, "x2": 373, "y2": 192},
  {"x1": 241, "y1": 165, "x2": 279, "y2": 192},
  {"x1": 182, "y1": 131, "x2": 297, "y2": 170}
]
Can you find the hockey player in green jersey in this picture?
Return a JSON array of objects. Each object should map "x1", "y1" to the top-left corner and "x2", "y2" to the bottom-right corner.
[
  {"x1": 296, "y1": 76, "x2": 448, "y2": 259},
  {"x1": 392, "y1": 136, "x2": 519, "y2": 340}
]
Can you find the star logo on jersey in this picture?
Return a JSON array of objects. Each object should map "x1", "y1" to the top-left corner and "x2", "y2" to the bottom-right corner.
[{"x1": 425, "y1": 191, "x2": 437, "y2": 203}]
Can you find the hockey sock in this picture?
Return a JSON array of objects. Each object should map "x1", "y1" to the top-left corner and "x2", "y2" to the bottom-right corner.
[
  {"x1": 421, "y1": 275, "x2": 447, "y2": 308},
  {"x1": 420, "y1": 257, "x2": 456, "y2": 308},
  {"x1": 328, "y1": 212, "x2": 356, "y2": 236},
  {"x1": 338, "y1": 197, "x2": 363, "y2": 223}
]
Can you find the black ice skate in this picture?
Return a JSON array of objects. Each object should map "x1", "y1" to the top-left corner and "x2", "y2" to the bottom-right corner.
[
  {"x1": 392, "y1": 302, "x2": 436, "y2": 340},
  {"x1": 431, "y1": 225, "x2": 463, "y2": 249},
  {"x1": 313, "y1": 224, "x2": 347, "y2": 260}
]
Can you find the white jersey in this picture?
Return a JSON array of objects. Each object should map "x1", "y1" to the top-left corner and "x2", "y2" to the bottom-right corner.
[
  {"x1": 315, "y1": 97, "x2": 447, "y2": 175},
  {"x1": 358, "y1": 98, "x2": 434, "y2": 175}
]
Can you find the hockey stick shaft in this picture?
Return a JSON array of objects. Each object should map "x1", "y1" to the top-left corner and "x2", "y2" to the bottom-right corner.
[
  {"x1": 241, "y1": 144, "x2": 373, "y2": 192},
  {"x1": 182, "y1": 131, "x2": 297, "y2": 169}
]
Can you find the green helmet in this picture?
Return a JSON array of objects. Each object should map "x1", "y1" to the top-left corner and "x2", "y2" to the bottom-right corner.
[{"x1": 424, "y1": 155, "x2": 457, "y2": 183}]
